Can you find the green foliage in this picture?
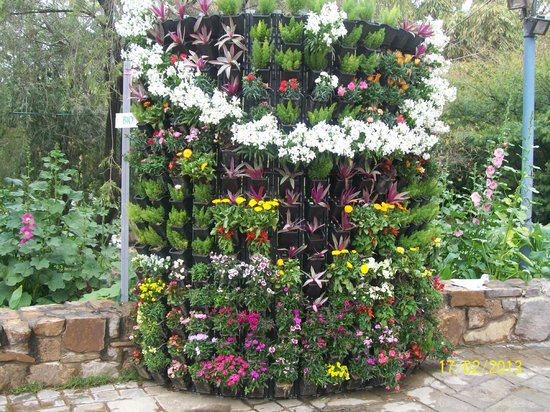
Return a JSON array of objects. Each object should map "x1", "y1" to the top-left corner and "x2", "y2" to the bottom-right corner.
[
  {"x1": 140, "y1": 226, "x2": 166, "y2": 248},
  {"x1": 141, "y1": 179, "x2": 166, "y2": 201},
  {"x1": 128, "y1": 203, "x2": 144, "y2": 224},
  {"x1": 307, "y1": 153, "x2": 334, "y2": 180},
  {"x1": 276, "y1": 101, "x2": 301, "y2": 124},
  {"x1": 190, "y1": 262, "x2": 211, "y2": 282},
  {"x1": 379, "y1": 6, "x2": 400, "y2": 27},
  {"x1": 252, "y1": 40, "x2": 272, "y2": 70},
  {"x1": 359, "y1": 53, "x2": 379, "y2": 75},
  {"x1": 167, "y1": 227, "x2": 189, "y2": 250},
  {"x1": 216, "y1": 0, "x2": 243, "y2": 15},
  {"x1": 168, "y1": 184, "x2": 186, "y2": 201},
  {"x1": 140, "y1": 206, "x2": 165, "y2": 225},
  {"x1": 192, "y1": 236, "x2": 214, "y2": 255},
  {"x1": 342, "y1": 0, "x2": 375, "y2": 20},
  {"x1": 305, "y1": 49, "x2": 329, "y2": 71},
  {"x1": 363, "y1": 29, "x2": 385, "y2": 49},
  {"x1": 250, "y1": 21, "x2": 272, "y2": 42},
  {"x1": 307, "y1": 103, "x2": 336, "y2": 126},
  {"x1": 339, "y1": 53, "x2": 361, "y2": 74},
  {"x1": 168, "y1": 208, "x2": 189, "y2": 227},
  {"x1": 193, "y1": 183, "x2": 214, "y2": 203},
  {"x1": 0, "y1": 149, "x2": 119, "y2": 308},
  {"x1": 275, "y1": 49, "x2": 302, "y2": 71},
  {"x1": 404, "y1": 179, "x2": 442, "y2": 199},
  {"x1": 193, "y1": 206, "x2": 212, "y2": 228},
  {"x1": 279, "y1": 17, "x2": 304, "y2": 44},
  {"x1": 337, "y1": 104, "x2": 362, "y2": 123},
  {"x1": 342, "y1": 26, "x2": 363, "y2": 48},
  {"x1": 286, "y1": 0, "x2": 308, "y2": 14},
  {"x1": 257, "y1": 0, "x2": 278, "y2": 14}
]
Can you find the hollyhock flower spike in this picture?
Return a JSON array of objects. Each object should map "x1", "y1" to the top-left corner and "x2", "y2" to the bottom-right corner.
[
  {"x1": 486, "y1": 165, "x2": 496, "y2": 178},
  {"x1": 470, "y1": 192, "x2": 481, "y2": 207}
]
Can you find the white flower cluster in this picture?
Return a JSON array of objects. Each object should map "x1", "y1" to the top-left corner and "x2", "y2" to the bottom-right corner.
[
  {"x1": 133, "y1": 253, "x2": 172, "y2": 276},
  {"x1": 315, "y1": 71, "x2": 339, "y2": 88},
  {"x1": 231, "y1": 114, "x2": 284, "y2": 150},
  {"x1": 423, "y1": 17, "x2": 449, "y2": 51},
  {"x1": 116, "y1": 0, "x2": 156, "y2": 38},
  {"x1": 122, "y1": 42, "x2": 164, "y2": 78},
  {"x1": 305, "y1": 2, "x2": 348, "y2": 48}
]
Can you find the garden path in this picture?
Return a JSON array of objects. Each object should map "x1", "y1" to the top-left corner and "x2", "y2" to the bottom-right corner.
[{"x1": 3, "y1": 343, "x2": 550, "y2": 412}]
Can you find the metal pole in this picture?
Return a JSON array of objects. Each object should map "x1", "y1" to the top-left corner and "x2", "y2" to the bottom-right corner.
[
  {"x1": 520, "y1": 29, "x2": 536, "y2": 229},
  {"x1": 120, "y1": 61, "x2": 132, "y2": 302}
]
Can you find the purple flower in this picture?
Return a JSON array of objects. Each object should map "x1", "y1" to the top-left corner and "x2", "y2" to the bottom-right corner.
[{"x1": 251, "y1": 371, "x2": 259, "y2": 379}]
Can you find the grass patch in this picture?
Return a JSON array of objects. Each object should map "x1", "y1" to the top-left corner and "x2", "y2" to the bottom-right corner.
[{"x1": 5, "y1": 368, "x2": 143, "y2": 396}]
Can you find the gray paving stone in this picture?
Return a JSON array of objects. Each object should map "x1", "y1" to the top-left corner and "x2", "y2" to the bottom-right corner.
[
  {"x1": 155, "y1": 392, "x2": 244, "y2": 411},
  {"x1": 291, "y1": 406, "x2": 317, "y2": 412},
  {"x1": 89, "y1": 384, "x2": 116, "y2": 394},
  {"x1": 64, "y1": 394, "x2": 97, "y2": 405},
  {"x1": 118, "y1": 388, "x2": 148, "y2": 398},
  {"x1": 72, "y1": 403, "x2": 109, "y2": 412},
  {"x1": 276, "y1": 399, "x2": 303, "y2": 408},
  {"x1": 254, "y1": 403, "x2": 286, "y2": 412},
  {"x1": 114, "y1": 381, "x2": 140, "y2": 390},
  {"x1": 380, "y1": 401, "x2": 433, "y2": 411},
  {"x1": 454, "y1": 377, "x2": 514, "y2": 409},
  {"x1": 142, "y1": 384, "x2": 173, "y2": 396},
  {"x1": 39, "y1": 398, "x2": 67, "y2": 408},
  {"x1": 485, "y1": 394, "x2": 542, "y2": 411},
  {"x1": 36, "y1": 389, "x2": 63, "y2": 401},
  {"x1": 108, "y1": 397, "x2": 161, "y2": 412},
  {"x1": 35, "y1": 407, "x2": 70, "y2": 412},
  {"x1": 8, "y1": 393, "x2": 38, "y2": 404},
  {"x1": 406, "y1": 386, "x2": 480, "y2": 411},
  {"x1": 92, "y1": 390, "x2": 122, "y2": 402},
  {"x1": 0, "y1": 396, "x2": 6, "y2": 406}
]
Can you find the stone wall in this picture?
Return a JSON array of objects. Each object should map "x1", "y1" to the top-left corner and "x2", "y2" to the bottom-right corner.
[
  {"x1": 0, "y1": 300, "x2": 135, "y2": 392},
  {"x1": 438, "y1": 279, "x2": 550, "y2": 346}
]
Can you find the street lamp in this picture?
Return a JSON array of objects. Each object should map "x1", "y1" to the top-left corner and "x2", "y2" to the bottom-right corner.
[{"x1": 524, "y1": 16, "x2": 550, "y2": 35}]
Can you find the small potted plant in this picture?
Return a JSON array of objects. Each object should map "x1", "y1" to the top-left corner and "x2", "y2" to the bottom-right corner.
[
  {"x1": 309, "y1": 71, "x2": 337, "y2": 111},
  {"x1": 280, "y1": 189, "x2": 302, "y2": 222},
  {"x1": 340, "y1": 25, "x2": 363, "y2": 52},
  {"x1": 217, "y1": 0, "x2": 245, "y2": 34},
  {"x1": 192, "y1": 205, "x2": 212, "y2": 240},
  {"x1": 277, "y1": 210, "x2": 303, "y2": 248},
  {"x1": 251, "y1": 40, "x2": 272, "y2": 80},
  {"x1": 303, "y1": 266, "x2": 327, "y2": 299},
  {"x1": 142, "y1": 178, "x2": 168, "y2": 205},
  {"x1": 276, "y1": 100, "x2": 301, "y2": 132},
  {"x1": 304, "y1": 217, "x2": 326, "y2": 254},
  {"x1": 278, "y1": 78, "x2": 303, "y2": 105},
  {"x1": 306, "y1": 182, "x2": 330, "y2": 222},
  {"x1": 279, "y1": 16, "x2": 304, "y2": 49},
  {"x1": 221, "y1": 158, "x2": 246, "y2": 193},
  {"x1": 276, "y1": 162, "x2": 304, "y2": 196},
  {"x1": 190, "y1": 20, "x2": 216, "y2": 59},
  {"x1": 307, "y1": 103, "x2": 336, "y2": 126},
  {"x1": 242, "y1": 73, "x2": 270, "y2": 106},
  {"x1": 191, "y1": 236, "x2": 214, "y2": 263},
  {"x1": 379, "y1": 6, "x2": 401, "y2": 48},
  {"x1": 244, "y1": 163, "x2": 268, "y2": 194},
  {"x1": 304, "y1": 249, "x2": 328, "y2": 273},
  {"x1": 257, "y1": 0, "x2": 278, "y2": 16},
  {"x1": 336, "y1": 53, "x2": 361, "y2": 84},
  {"x1": 307, "y1": 153, "x2": 333, "y2": 188},
  {"x1": 284, "y1": 0, "x2": 308, "y2": 16},
  {"x1": 361, "y1": 27, "x2": 385, "y2": 56},
  {"x1": 275, "y1": 49, "x2": 302, "y2": 79},
  {"x1": 332, "y1": 158, "x2": 357, "y2": 197},
  {"x1": 168, "y1": 182, "x2": 189, "y2": 210},
  {"x1": 168, "y1": 207, "x2": 190, "y2": 239},
  {"x1": 332, "y1": 186, "x2": 360, "y2": 220}
]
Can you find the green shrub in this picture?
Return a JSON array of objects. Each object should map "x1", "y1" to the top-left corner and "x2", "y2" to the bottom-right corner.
[
  {"x1": 342, "y1": 26, "x2": 363, "y2": 48},
  {"x1": 339, "y1": 53, "x2": 361, "y2": 74},
  {"x1": 286, "y1": 0, "x2": 308, "y2": 14},
  {"x1": 275, "y1": 49, "x2": 302, "y2": 71},
  {"x1": 305, "y1": 49, "x2": 328, "y2": 71},
  {"x1": 307, "y1": 103, "x2": 336, "y2": 126},
  {"x1": 257, "y1": 0, "x2": 277, "y2": 14},
  {"x1": 192, "y1": 237, "x2": 214, "y2": 255},
  {"x1": 252, "y1": 40, "x2": 272, "y2": 70},
  {"x1": 0, "y1": 149, "x2": 119, "y2": 308},
  {"x1": 363, "y1": 29, "x2": 385, "y2": 49},
  {"x1": 193, "y1": 206, "x2": 212, "y2": 228},
  {"x1": 168, "y1": 208, "x2": 190, "y2": 227},
  {"x1": 193, "y1": 183, "x2": 214, "y2": 203},
  {"x1": 250, "y1": 21, "x2": 272, "y2": 42},
  {"x1": 168, "y1": 184, "x2": 185, "y2": 201},
  {"x1": 142, "y1": 226, "x2": 166, "y2": 248},
  {"x1": 141, "y1": 206, "x2": 165, "y2": 225},
  {"x1": 279, "y1": 17, "x2": 304, "y2": 44},
  {"x1": 142, "y1": 179, "x2": 166, "y2": 201},
  {"x1": 359, "y1": 53, "x2": 380, "y2": 74},
  {"x1": 276, "y1": 100, "x2": 301, "y2": 124},
  {"x1": 167, "y1": 228, "x2": 189, "y2": 250},
  {"x1": 338, "y1": 104, "x2": 362, "y2": 123},
  {"x1": 308, "y1": 153, "x2": 334, "y2": 179},
  {"x1": 343, "y1": 0, "x2": 375, "y2": 20},
  {"x1": 190, "y1": 262, "x2": 210, "y2": 282},
  {"x1": 128, "y1": 203, "x2": 144, "y2": 224},
  {"x1": 379, "y1": 6, "x2": 400, "y2": 26},
  {"x1": 217, "y1": 0, "x2": 243, "y2": 14}
]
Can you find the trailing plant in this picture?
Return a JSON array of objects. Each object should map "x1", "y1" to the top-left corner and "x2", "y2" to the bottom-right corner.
[
  {"x1": 279, "y1": 17, "x2": 304, "y2": 44},
  {"x1": 275, "y1": 49, "x2": 302, "y2": 71},
  {"x1": 216, "y1": 0, "x2": 243, "y2": 15},
  {"x1": 252, "y1": 40, "x2": 272, "y2": 70},
  {"x1": 250, "y1": 20, "x2": 272, "y2": 42},
  {"x1": 363, "y1": 28, "x2": 385, "y2": 49},
  {"x1": 192, "y1": 236, "x2": 214, "y2": 255},
  {"x1": 307, "y1": 103, "x2": 336, "y2": 126},
  {"x1": 276, "y1": 100, "x2": 301, "y2": 124},
  {"x1": 341, "y1": 26, "x2": 363, "y2": 48},
  {"x1": 339, "y1": 53, "x2": 361, "y2": 74},
  {"x1": 0, "y1": 149, "x2": 119, "y2": 308}
]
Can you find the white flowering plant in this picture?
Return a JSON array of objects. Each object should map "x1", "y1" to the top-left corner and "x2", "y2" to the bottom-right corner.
[{"x1": 304, "y1": 2, "x2": 348, "y2": 51}]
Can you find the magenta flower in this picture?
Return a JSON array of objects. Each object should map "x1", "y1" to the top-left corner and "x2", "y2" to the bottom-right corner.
[
  {"x1": 494, "y1": 148, "x2": 504, "y2": 157},
  {"x1": 337, "y1": 86, "x2": 346, "y2": 97},
  {"x1": 486, "y1": 165, "x2": 496, "y2": 177},
  {"x1": 347, "y1": 81, "x2": 356, "y2": 91},
  {"x1": 472, "y1": 218, "x2": 480, "y2": 225},
  {"x1": 21, "y1": 213, "x2": 35, "y2": 226},
  {"x1": 359, "y1": 81, "x2": 368, "y2": 90},
  {"x1": 417, "y1": 22, "x2": 434, "y2": 37},
  {"x1": 470, "y1": 192, "x2": 482, "y2": 207},
  {"x1": 482, "y1": 203, "x2": 492, "y2": 212},
  {"x1": 415, "y1": 44, "x2": 427, "y2": 58}
]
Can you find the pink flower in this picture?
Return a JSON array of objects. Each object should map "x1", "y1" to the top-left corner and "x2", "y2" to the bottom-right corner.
[
  {"x1": 337, "y1": 86, "x2": 346, "y2": 97},
  {"x1": 174, "y1": 131, "x2": 182, "y2": 138},
  {"x1": 470, "y1": 192, "x2": 482, "y2": 207},
  {"x1": 21, "y1": 213, "x2": 35, "y2": 226},
  {"x1": 453, "y1": 229, "x2": 464, "y2": 237},
  {"x1": 359, "y1": 81, "x2": 368, "y2": 90},
  {"x1": 396, "y1": 114, "x2": 405, "y2": 124},
  {"x1": 486, "y1": 179, "x2": 497, "y2": 190},
  {"x1": 486, "y1": 165, "x2": 496, "y2": 177},
  {"x1": 472, "y1": 218, "x2": 480, "y2": 225},
  {"x1": 484, "y1": 189, "x2": 493, "y2": 199},
  {"x1": 492, "y1": 156, "x2": 503, "y2": 168},
  {"x1": 482, "y1": 203, "x2": 491, "y2": 212},
  {"x1": 347, "y1": 81, "x2": 356, "y2": 91},
  {"x1": 494, "y1": 148, "x2": 504, "y2": 157}
]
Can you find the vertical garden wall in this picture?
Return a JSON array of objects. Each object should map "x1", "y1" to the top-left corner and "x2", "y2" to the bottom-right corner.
[{"x1": 118, "y1": 0, "x2": 456, "y2": 398}]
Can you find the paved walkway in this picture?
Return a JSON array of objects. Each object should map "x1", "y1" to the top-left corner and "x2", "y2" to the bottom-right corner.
[{"x1": 2, "y1": 343, "x2": 550, "y2": 412}]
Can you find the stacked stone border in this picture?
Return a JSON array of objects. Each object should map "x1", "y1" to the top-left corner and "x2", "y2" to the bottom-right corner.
[
  {"x1": 0, "y1": 301, "x2": 135, "y2": 392},
  {"x1": 438, "y1": 279, "x2": 550, "y2": 346},
  {"x1": 1, "y1": 279, "x2": 549, "y2": 393}
]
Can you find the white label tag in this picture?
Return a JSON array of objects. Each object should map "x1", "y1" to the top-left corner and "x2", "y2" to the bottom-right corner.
[{"x1": 115, "y1": 113, "x2": 138, "y2": 129}]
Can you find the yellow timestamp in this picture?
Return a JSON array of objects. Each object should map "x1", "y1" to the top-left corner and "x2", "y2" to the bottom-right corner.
[{"x1": 440, "y1": 359, "x2": 523, "y2": 375}]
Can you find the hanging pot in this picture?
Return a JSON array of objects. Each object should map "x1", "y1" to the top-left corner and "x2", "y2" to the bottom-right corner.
[
  {"x1": 133, "y1": 195, "x2": 150, "y2": 208},
  {"x1": 298, "y1": 380, "x2": 318, "y2": 397},
  {"x1": 304, "y1": 255, "x2": 326, "y2": 273},
  {"x1": 192, "y1": 253, "x2": 211, "y2": 264},
  {"x1": 391, "y1": 28, "x2": 410, "y2": 51},
  {"x1": 279, "y1": 204, "x2": 300, "y2": 222},
  {"x1": 193, "y1": 380, "x2": 212, "y2": 394},
  {"x1": 221, "y1": 13, "x2": 246, "y2": 35},
  {"x1": 272, "y1": 380, "x2": 295, "y2": 399},
  {"x1": 220, "y1": 177, "x2": 242, "y2": 194},
  {"x1": 277, "y1": 230, "x2": 300, "y2": 249},
  {"x1": 381, "y1": 24, "x2": 399, "y2": 49}
]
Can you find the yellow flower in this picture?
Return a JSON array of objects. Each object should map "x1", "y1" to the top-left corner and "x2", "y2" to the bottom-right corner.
[
  {"x1": 340, "y1": 249, "x2": 349, "y2": 254},
  {"x1": 351, "y1": 250, "x2": 357, "y2": 254},
  {"x1": 221, "y1": 198, "x2": 231, "y2": 203},
  {"x1": 277, "y1": 259, "x2": 284, "y2": 266},
  {"x1": 235, "y1": 196, "x2": 246, "y2": 205},
  {"x1": 249, "y1": 199, "x2": 258, "y2": 207},
  {"x1": 396, "y1": 246, "x2": 405, "y2": 255},
  {"x1": 140, "y1": 293, "x2": 145, "y2": 299},
  {"x1": 410, "y1": 247, "x2": 419, "y2": 252},
  {"x1": 360, "y1": 264, "x2": 369, "y2": 275},
  {"x1": 278, "y1": 270, "x2": 284, "y2": 276},
  {"x1": 212, "y1": 199, "x2": 222, "y2": 204},
  {"x1": 254, "y1": 206, "x2": 263, "y2": 212},
  {"x1": 331, "y1": 250, "x2": 341, "y2": 256},
  {"x1": 263, "y1": 203, "x2": 272, "y2": 210},
  {"x1": 433, "y1": 237, "x2": 442, "y2": 248},
  {"x1": 183, "y1": 148, "x2": 192, "y2": 159},
  {"x1": 201, "y1": 162, "x2": 208, "y2": 171},
  {"x1": 344, "y1": 205, "x2": 353, "y2": 214},
  {"x1": 258, "y1": 200, "x2": 264, "y2": 205},
  {"x1": 404, "y1": 54, "x2": 413, "y2": 63},
  {"x1": 346, "y1": 261, "x2": 353, "y2": 269},
  {"x1": 414, "y1": 58, "x2": 421, "y2": 65},
  {"x1": 374, "y1": 204, "x2": 383, "y2": 211}
]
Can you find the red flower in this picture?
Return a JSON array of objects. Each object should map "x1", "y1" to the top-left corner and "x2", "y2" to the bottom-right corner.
[
  {"x1": 290, "y1": 78, "x2": 298, "y2": 89},
  {"x1": 247, "y1": 74, "x2": 256, "y2": 81},
  {"x1": 396, "y1": 114, "x2": 406, "y2": 124},
  {"x1": 388, "y1": 298, "x2": 395, "y2": 305},
  {"x1": 256, "y1": 230, "x2": 269, "y2": 244},
  {"x1": 168, "y1": 160, "x2": 175, "y2": 170},
  {"x1": 170, "y1": 55, "x2": 178, "y2": 65},
  {"x1": 147, "y1": 138, "x2": 155, "y2": 146},
  {"x1": 245, "y1": 232, "x2": 256, "y2": 242},
  {"x1": 279, "y1": 80, "x2": 288, "y2": 93},
  {"x1": 179, "y1": 53, "x2": 188, "y2": 60}
]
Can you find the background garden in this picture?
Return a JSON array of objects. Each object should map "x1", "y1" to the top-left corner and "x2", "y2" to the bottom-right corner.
[{"x1": 0, "y1": 0, "x2": 549, "y2": 397}]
